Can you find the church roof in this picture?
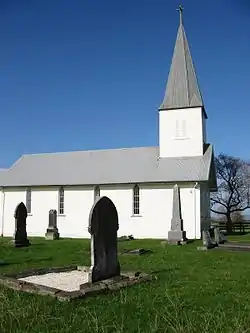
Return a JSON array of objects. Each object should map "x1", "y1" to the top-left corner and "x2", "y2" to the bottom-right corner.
[
  {"x1": 159, "y1": 8, "x2": 205, "y2": 114},
  {"x1": 0, "y1": 144, "x2": 216, "y2": 190}
]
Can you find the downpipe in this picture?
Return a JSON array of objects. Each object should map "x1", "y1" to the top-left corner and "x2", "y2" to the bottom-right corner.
[
  {"x1": 193, "y1": 182, "x2": 198, "y2": 239},
  {"x1": 1, "y1": 189, "x2": 5, "y2": 237}
]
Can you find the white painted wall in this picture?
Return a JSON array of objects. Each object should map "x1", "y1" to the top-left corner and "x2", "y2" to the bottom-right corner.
[
  {"x1": 159, "y1": 106, "x2": 206, "y2": 158},
  {"x1": 0, "y1": 189, "x2": 4, "y2": 236},
  {"x1": 0, "y1": 182, "x2": 202, "y2": 240},
  {"x1": 3, "y1": 188, "x2": 26, "y2": 237}
]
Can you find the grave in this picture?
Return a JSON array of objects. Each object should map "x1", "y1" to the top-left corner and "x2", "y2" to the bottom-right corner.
[
  {"x1": 122, "y1": 248, "x2": 153, "y2": 255},
  {"x1": 13, "y1": 202, "x2": 30, "y2": 247},
  {"x1": 197, "y1": 230, "x2": 217, "y2": 251},
  {"x1": 118, "y1": 235, "x2": 134, "y2": 241},
  {"x1": 168, "y1": 184, "x2": 187, "y2": 245},
  {"x1": 87, "y1": 196, "x2": 120, "y2": 283},
  {"x1": 214, "y1": 227, "x2": 226, "y2": 245},
  {"x1": 45, "y1": 210, "x2": 60, "y2": 240},
  {"x1": 0, "y1": 196, "x2": 155, "y2": 301}
]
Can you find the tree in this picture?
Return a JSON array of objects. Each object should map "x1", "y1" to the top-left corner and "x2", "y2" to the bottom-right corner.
[
  {"x1": 210, "y1": 154, "x2": 250, "y2": 233},
  {"x1": 231, "y1": 211, "x2": 245, "y2": 223}
]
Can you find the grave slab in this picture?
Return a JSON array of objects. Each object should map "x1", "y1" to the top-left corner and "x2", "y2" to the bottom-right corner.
[{"x1": 0, "y1": 266, "x2": 156, "y2": 302}]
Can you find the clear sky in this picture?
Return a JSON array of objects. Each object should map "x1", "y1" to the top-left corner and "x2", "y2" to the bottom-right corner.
[{"x1": 0, "y1": 0, "x2": 249, "y2": 168}]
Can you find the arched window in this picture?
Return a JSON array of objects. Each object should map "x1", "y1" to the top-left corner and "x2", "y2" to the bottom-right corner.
[
  {"x1": 133, "y1": 185, "x2": 140, "y2": 215},
  {"x1": 59, "y1": 187, "x2": 64, "y2": 215},
  {"x1": 26, "y1": 188, "x2": 32, "y2": 214},
  {"x1": 94, "y1": 186, "x2": 100, "y2": 202}
]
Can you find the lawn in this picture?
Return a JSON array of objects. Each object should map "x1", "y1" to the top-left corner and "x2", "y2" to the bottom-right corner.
[{"x1": 1, "y1": 236, "x2": 250, "y2": 333}]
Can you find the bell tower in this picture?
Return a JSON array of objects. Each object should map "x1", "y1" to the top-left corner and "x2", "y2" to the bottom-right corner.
[{"x1": 159, "y1": 5, "x2": 207, "y2": 158}]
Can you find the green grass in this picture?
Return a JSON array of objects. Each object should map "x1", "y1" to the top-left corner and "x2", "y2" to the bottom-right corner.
[{"x1": 1, "y1": 236, "x2": 250, "y2": 333}]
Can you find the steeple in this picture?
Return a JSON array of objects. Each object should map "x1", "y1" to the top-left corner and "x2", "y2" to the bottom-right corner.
[{"x1": 159, "y1": 5, "x2": 205, "y2": 114}]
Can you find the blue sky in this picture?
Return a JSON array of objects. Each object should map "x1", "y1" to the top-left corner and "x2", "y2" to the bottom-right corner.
[{"x1": 0, "y1": 0, "x2": 249, "y2": 168}]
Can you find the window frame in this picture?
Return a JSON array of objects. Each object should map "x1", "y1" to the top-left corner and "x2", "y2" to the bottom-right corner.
[
  {"x1": 58, "y1": 186, "x2": 65, "y2": 215},
  {"x1": 133, "y1": 184, "x2": 140, "y2": 216},
  {"x1": 174, "y1": 119, "x2": 188, "y2": 139}
]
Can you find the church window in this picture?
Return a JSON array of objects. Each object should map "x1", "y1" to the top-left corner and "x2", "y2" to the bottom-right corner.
[
  {"x1": 26, "y1": 188, "x2": 32, "y2": 214},
  {"x1": 181, "y1": 119, "x2": 187, "y2": 137},
  {"x1": 133, "y1": 185, "x2": 140, "y2": 215},
  {"x1": 175, "y1": 119, "x2": 187, "y2": 138},
  {"x1": 59, "y1": 187, "x2": 64, "y2": 215},
  {"x1": 175, "y1": 120, "x2": 181, "y2": 137},
  {"x1": 94, "y1": 186, "x2": 100, "y2": 202}
]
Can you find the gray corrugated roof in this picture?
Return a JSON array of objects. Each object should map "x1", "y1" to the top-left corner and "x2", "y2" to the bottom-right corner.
[
  {"x1": 0, "y1": 145, "x2": 215, "y2": 187},
  {"x1": 159, "y1": 13, "x2": 204, "y2": 112}
]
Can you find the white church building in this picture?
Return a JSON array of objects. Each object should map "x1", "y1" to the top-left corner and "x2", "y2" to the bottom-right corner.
[{"x1": 0, "y1": 10, "x2": 216, "y2": 240}]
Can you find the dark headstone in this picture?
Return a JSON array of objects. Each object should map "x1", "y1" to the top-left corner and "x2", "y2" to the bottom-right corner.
[
  {"x1": 14, "y1": 202, "x2": 30, "y2": 247},
  {"x1": 45, "y1": 210, "x2": 59, "y2": 240},
  {"x1": 209, "y1": 226, "x2": 215, "y2": 238},
  {"x1": 88, "y1": 196, "x2": 120, "y2": 283}
]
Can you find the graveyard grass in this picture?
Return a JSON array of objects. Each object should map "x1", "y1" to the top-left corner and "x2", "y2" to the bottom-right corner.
[{"x1": 1, "y1": 236, "x2": 250, "y2": 333}]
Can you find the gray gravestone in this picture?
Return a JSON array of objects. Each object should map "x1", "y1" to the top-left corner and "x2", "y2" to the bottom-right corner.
[
  {"x1": 214, "y1": 227, "x2": 225, "y2": 244},
  {"x1": 14, "y1": 202, "x2": 30, "y2": 247},
  {"x1": 168, "y1": 184, "x2": 187, "y2": 244},
  {"x1": 88, "y1": 196, "x2": 120, "y2": 283},
  {"x1": 45, "y1": 209, "x2": 59, "y2": 240},
  {"x1": 202, "y1": 230, "x2": 215, "y2": 249}
]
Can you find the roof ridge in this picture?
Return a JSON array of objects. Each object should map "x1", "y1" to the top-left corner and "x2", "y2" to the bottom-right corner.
[{"x1": 19, "y1": 146, "x2": 158, "y2": 157}]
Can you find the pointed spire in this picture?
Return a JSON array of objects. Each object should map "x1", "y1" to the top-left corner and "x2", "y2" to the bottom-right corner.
[{"x1": 159, "y1": 5, "x2": 205, "y2": 112}]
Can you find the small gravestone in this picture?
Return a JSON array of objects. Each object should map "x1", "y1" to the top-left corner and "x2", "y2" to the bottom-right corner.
[
  {"x1": 45, "y1": 210, "x2": 59, "y2": 240},
  {"x1": 168, "y1": 184, "x2": 187, "y2": 244},
  {"x1": 202, "y1": 230, "x2": 211, "y2": 246},
  {"x1": 88, "y1": 196, "x2": 120, "y2": 283},
  {"x1": 14, "y1": 202, "x2": 30, "y2": 247},
  {"x1": 209, "y1": 226, "x2": 215, "y2": 238},
  {"x1": 214, "y1": 227, "x2": 226, "y2": 244},
  {"x1": 197, "y1": 230, "x2": 217, "y2": 250}
]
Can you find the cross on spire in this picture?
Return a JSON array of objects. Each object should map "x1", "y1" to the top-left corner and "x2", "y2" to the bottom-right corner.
[{"x1": 177, "y1": 4, "x2": 184, "y2": 24}]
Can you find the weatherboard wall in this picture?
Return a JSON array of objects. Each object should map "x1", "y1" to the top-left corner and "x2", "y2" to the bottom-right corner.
[{"x1": 0, "y1": 183, "x2": 201, "y2": 239}]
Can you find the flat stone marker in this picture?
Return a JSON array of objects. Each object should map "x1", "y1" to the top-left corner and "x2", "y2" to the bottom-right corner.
[
  {"x1": 122, "y1": 248, "x2": 153, "y2": 255},
  {"x1": 168, "y1": 184, "x2": 187, "y2": 244},
  {"x1": 88, "y1": 196, "x2": 120, "y2": 283},
  {"x1": 45, "y1": 210, "x2": 59, "y2": 240},
  {"x1": 14, "y1": 202, "x2": 30, "y2": 247}
]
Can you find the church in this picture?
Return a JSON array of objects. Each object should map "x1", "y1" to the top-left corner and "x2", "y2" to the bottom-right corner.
[{"x1": 0, "y1": 9, "x2": 216, "y2": 240}]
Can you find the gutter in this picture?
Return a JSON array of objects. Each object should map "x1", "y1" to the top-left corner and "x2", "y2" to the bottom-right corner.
[{"x1": 193, "y1": 182, "x2": 198, "y2": 238}]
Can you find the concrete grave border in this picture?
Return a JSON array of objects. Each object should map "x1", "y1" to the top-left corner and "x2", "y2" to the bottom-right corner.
[{"x1": 0, "y1": 265, "x2": 156, "y2": 302}]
